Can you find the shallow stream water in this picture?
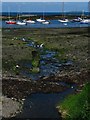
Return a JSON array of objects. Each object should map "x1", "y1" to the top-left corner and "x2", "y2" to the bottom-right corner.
[
  {"x1": 15, "y1": 37, "x2": 75, "y2": 119},
  {"x1": 19, "y1": 37, "x2": 73, "y2": 80},
  {"x1": 16, "y1": 84, "x2": 77, "y2": 119}
]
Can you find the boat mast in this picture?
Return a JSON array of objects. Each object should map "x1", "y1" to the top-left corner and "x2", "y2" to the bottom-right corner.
[
  {"x1": 18, "y1": 7, "x2": 21, "y2": 21},
  {"x1": 81, "y1": 10, "x2": 84, "y2": 19},
  {"x1": 88, "y1": 1, "x2": 90, "y2": 16},
  {"x1": 29, "y1": 15, "x2": 31, "y2": 20},
  {"x1": 43, "y1": 3, "x2": 44, "y2": 20},
  {"x1": 43, "y1": 11, "x2": 44, "y2": 20},
  {"x1": 62, "y1": 2, "x2": 64, "y2": 19},
  {"x1": 8, "y1": 8, "x2": 10, "y2": 21}
]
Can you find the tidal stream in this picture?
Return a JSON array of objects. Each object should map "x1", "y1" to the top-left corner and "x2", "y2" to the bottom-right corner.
[
  {"x1": 16, "y1": 84, "x2": 76, "y2": 119},
  {"x1": 19, "y1": 37, "x2": 73, "y2": 80},
  {"x1": 14, "y1": 37, "x2": 76, "y2": 119}
]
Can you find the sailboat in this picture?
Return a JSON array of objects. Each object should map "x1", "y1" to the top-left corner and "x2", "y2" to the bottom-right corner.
[
  {"x1": 36, "y1": 6, "x2": 50, "y2": 24},
  {"x1": 26, "y1": 15, "x2": 35, "y2": 24},
  {"x1": 80, "y1": 9, "x2": 90, "y2": 24},
  {"x1": 42, "y1": 21, "x2": 50, "y2": 24},
  {"x1": 26, "y1": 19, "x2": 35, "y2": 24},
  {"x1": 58, "y1": 2, "x2": 69, "y2": 23},
  {"x1": 36, "y1": 12, "x2": 46, "y2": 22},
  {"x1": 16, "y1": 12, "x2": 26, "y2": 25},
  {"x1": 17, "y1": 21, "x2": 26, "y2": 25},
  {"x1": 6, "y1": 20, "x2": 16, "y2": 24},
  {"x1": 72, "y1": 17, "x2": 82, "y2": 22},
  {"x1": 5, "y1": 10, "x2": 16, "y2": 24},
  {"x1": 58, "y1": 18, "x2": 69, "y2": 23},
  {"x1": 81, "y1": 19, "x2": 90, "y2": 24},
  {"x1": 36, "y1": 17, "x2": 46, "y2": 22}
]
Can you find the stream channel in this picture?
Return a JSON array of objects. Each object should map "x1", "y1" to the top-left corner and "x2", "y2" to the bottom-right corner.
[{"x1": 15, "y1": 37, "x2": 76, "y2": 119}]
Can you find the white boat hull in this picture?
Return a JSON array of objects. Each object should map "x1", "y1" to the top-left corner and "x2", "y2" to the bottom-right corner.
[
  {"x1": 72, "y1": 17, "x2": 82, "y2": 22},
  {"x1": 26, "y1": 20, "x2": 35, "y2": 24},
  {"x1": 81, "y1": 19, "x2": 90, "y2": 24},
  {"x1": 58, "y1": 19, "x2": 69, "y2": 23},
  {"x1": 36, "y1": 19, "x2": 46, "y2": 22},
  {"x1": 17, "y1": 21, "x2": 26, "y2": 25},
  {"x1": 42, "y1": 21, "x2": 50, "y2": 24}
]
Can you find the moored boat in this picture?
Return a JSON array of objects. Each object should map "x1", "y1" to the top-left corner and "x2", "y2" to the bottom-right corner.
[
  {"x1": 16, "y1": 21, "x2": 27, "y2": 25},
  {"x1": 58, "y1": 2, "x2": 69, "y2": 23},
  {"x1": 36, "y1": 18, "x2": 46, "y2": 22},
  {"x1": 5, "y1": 20, "x2": 16, "y2": 24},
  {"x1": 5, "y1": 9, "x2": 16, "y2": 24},
  {"x1": 72, "y1": 17, "x2": 82, "y2": 22},
  {"x1": 42, "y1": 21, "x2": 50, "y2": 24},
  {"x1": 26, "y1": 20, "x2": 35, "y2": 24},
  {"x1": 80, "y1": 19, "x2": 90, "y2": 24},
  {"x1": 80, "y1": 9, "x2": 90, "y2": 24},
  {"x1": 58, "y1": 19, "x2": 69, "y2": 23}
]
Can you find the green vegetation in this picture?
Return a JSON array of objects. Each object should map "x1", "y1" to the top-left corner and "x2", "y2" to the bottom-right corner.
[
  {"x1": 31, "y1": 50, "x2": 40, "y2": 73},
  {"x1": 32, "y1": 58, "x2": 40, "y2": 67},
  {"x1": 58, "y1": 83, "x2": 90, "y2": 120},
  {"x1": 2, "y1": 28, "x2": 88, "y2": 76},
  {"x1": 31, "y1": 67, "x2": 40, "y2": 73}
]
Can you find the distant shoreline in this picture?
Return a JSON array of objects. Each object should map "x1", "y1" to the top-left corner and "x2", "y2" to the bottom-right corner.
[
  {"x1": 1, "y1": 11, "x2": 90, "y2": 21},
  {"x1": 1, "y1": 11, "x2": 90, "y2": 16}
]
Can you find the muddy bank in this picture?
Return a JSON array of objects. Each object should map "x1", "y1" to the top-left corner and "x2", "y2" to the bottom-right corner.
[
  {"x1": 2, "y1": 77, "x2": 68, "y2": 100},
  {"x1": 2, "y1": 69, "x2": 88, "y2": 100},
  {"x1": 42, "y1": 69, "x2": 89, "y2": 84}
]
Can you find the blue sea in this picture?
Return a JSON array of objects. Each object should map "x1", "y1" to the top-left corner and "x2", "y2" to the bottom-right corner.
[
  {"x1": 1, "y1": 11, "x2": 90, "y2": 16},
  {"x1": 1, "y1": 19, "x2": 90, "y2": 28}
]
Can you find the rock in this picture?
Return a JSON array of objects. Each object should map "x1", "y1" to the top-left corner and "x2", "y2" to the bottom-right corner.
[{"x1": 2, "y1": 96, "x2": 23, "y2": 118}]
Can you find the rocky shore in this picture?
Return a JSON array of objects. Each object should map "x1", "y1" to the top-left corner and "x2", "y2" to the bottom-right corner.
[
  {"x1": 2, "y1": 76, "x2": 68, "y2": 100},
  {"x1": 1, "y1": 96, "x2": 23, "y2": 118},
  {"x1": 2, "y1": 69, "x2": 88, "y2": 119}
]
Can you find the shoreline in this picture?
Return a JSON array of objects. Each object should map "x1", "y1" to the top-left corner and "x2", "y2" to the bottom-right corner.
[{"x1": 1, "y1": 13, "x2": 90, "y2": 20}]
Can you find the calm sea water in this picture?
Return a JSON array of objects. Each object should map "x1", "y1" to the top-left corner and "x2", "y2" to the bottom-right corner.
[
  {"x1": 1, "y1": 11, "x2": 90, "y2": 16},
  {"x1": 1, "y1": 20, "x2": 90, "y2": 28}
]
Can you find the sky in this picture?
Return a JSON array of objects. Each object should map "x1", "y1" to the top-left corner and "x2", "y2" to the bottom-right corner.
[
  {"x1": 2, "y1": 2, "x2": 89, "y2": 13},
  {"x1": 1, "y1": 0, "x2": 90, "y2": 2}
]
